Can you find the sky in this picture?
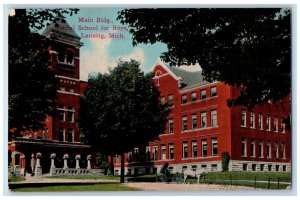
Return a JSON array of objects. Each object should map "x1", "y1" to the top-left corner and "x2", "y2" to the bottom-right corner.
[{"x1": 57, "y1": 8, "x2": 168, "y2": 81}]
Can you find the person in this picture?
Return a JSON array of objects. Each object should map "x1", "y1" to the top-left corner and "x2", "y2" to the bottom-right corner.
[{"x1": 160, "y1": 162, "x2": 170, "y2": 182}]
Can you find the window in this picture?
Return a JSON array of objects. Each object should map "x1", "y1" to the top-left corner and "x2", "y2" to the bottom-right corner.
[
  {"x1": 200, "y1": 89, "x2": 206, "y2": 99},
  {"x1": 241, "y1": 137, "x2": 247, "y2": 157},
  {"x1": 192, "y1": 165, "x2": 197, "y2": 171},
  {"x1": 58, "y1": 106, "x2": 65, "y2": 121},
  {"x1": 250, "y1": 112, "x2": 255, "y2": 128},
  {"x1": 192, "y1": 141, "x2": 198, "y2": 158},
  {"x1": 266, "y1": 115, "x2": 271, "y2": 131},
  {"x1": 45, "y1": 128, "x2": 49, "y2": 140},
  {"x1": 167, "y1": 94, "x2": 173, "y2": 107},
  {"x1": 201, "y1": 112, "x2": 207, "y2": 128},
  {"x1": 274, "y1": 116, "x2": 278, "y2": 132},
  {"x1": 66, "y1": 49, "x2": 74, "y2": 64},
  {"x1": 210, "y1": 86, "x2": 217, "y2": 97},
  {"x1": 211, "y1": 164, "x2": 218, "y2": 171},
  {"x1": 274, "y1": 142, "x2": 279, "y2": 159},
  {"x1": 181, "y1": 94, "x2": 187, "y2": 104},
  {"x1": 252, "y1": 164, "x2": 256, "y2": 171},
  {"x1": 182, "y1": 166, "x2": 187, "y2": 172},
  {"x1": 268, "y1": 165, "x2": 272, "y2": 171},
  {"x1": 211, "y1": 110, "x2": 217, "y2": 127},
  {"x1": 192, "y1": 114, "x2": 197, "y2": 129},
  {"x1": 250, "y1": 139, "x2": 255, "y2": 157},
  {"x1": 212, "y1": 138, "x2": 218, "y2": 156},
  {"x1": 58, "y1": 128, "x2": 65, "y2": 141},
  {"x1": 267, "y1": 142, "x2": 271, "y2": 158},
  {"x1": 258, "y1": 113, "x2": 263, "y2": 130},
  {"x1": 68, "y1": 128, "x2": 74, "y2": 142},
  {"x1": 69, "y1": 88, "x2": 75, "y2": 93},
  {"x1": 283, "y1": 165, "x2": 286, "y2": 172},
  {"x1": 182, "y1": 116, "x2": 188, "y2": 131},
  {"x1": 182, "y1": 142, "x2": 188, "y2": 159},
  {"x1": 169, "y1": 144, "x2": 174, "y2": 160},
  {"x1": 259, "y1": 140, "x2": 264, "y2": 158},
  {"x1": 160, "y1": 96, "x2": 165, "y2": 104},
  {"x1": 281, "y1": 118, "x2": 286, "y2": 133},
  {"x1": 201, "y1": 139, "x2": 207, "y2": 157},
  {"x1": 191, "y1": 92, "x2": 197, "y2": 102},
  {"x1": 145, "y1": 146, "x2": 150, "y2": 161},
  {"x1": 152, "y1": 146, "x2": 158, "y2": 161},
  {"x1": 161, "y1": 145, "x2": 166, "y2": 160},
  {"x1": 201, "y1": 165, "x2": 207, "y2": 169},
  {"x1": 243, "y1": 163, "x2": 248, "y2": 171},
  {"x1": 241, "y1": 110, "x2": 246, "y2": 127},
  {"x1": 260, "y1": 164, "x2": 264, "y2": 171},
  {"x1": 276, "y1": 165, "x2": 279, "y2": 172},
  {"x1": 68, "y1": 106, "x2": 75, "y2": 123},
  {"x1": 58, "y1": 51, "x2": 65, "y2": 62},
  {"x1": 281, "y1": 143, "x2": 286, "y2": 159},
  {"x1": 168, "y1": 119, "x2": 174, "y2": 134}
]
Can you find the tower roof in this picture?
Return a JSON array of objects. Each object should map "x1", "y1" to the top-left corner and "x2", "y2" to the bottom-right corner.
[{"x1": 43, "y1": 18, "x2": 82, "y2": 47}]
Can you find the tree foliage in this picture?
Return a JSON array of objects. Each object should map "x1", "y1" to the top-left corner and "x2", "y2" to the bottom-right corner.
[
  {"x1": 117, "y1": 8, "x2": 291, "y2": 107},
  {"x1": 79, "y1": 60, "x2": 169, "y2": 182},
  {"x1": 8, "y1": 9, "x2": 79, "y2": 137},
  {"x1": 221, "y1": 152, "x2": 230, "y2": 172}
]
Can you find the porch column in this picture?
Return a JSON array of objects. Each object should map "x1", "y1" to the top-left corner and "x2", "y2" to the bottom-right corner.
[
  {"x1": 49, "y1": 153, "x2": 56, "y2": 176},
  {"x1": 63, "y1": 154, "x2": 69, "y2": 169},
  {"x1": 30, "y1": 153, "x2": 36, "y2": 174},
  {"x1": 34, "y1": 152, "x2": 42, "y2": 177},
  {"x1": 75, "y1": 154, "x2": 81, "y2": 169},
  {"x1": 87, "y1": 155, "x2": 92, "y2": 170}
]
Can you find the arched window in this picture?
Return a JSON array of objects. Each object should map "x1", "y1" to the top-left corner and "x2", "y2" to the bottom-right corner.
[{"x1": 66, "y1": 49, "x2": 74, "y2": 64}]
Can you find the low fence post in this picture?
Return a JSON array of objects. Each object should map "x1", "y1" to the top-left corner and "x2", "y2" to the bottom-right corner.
[
  {"x1": 268, "y1": 177, "x2": 271, "y2": 189},
  {"x1": 277, "y1": 177, "x2": 280, "y2": 189}
]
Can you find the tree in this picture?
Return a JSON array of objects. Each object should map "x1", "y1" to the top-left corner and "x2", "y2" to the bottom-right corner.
[
  {"x1": 117, "y1": 8, "x2": 291, "y2": 108},
  {"x1": 221, "y1": 152, "x2": 230, "y2": 172},
  {"x1": 79, "y1": 60, "x2": 169, "y2": 183},
  {"x1": 8, "y1": 9, "x2": 79, "y2": 138}
]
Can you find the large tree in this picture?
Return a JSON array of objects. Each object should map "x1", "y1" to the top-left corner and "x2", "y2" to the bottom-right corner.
[
  {"x1": 117, "y1": 8, "x2": 291, "y2": 108},
  {"x1": 79, "y1": 60, "x2": 169, "y2": 183},
  {"x1": 9, "y1": 9, "x2": 79, "y2": 138}
]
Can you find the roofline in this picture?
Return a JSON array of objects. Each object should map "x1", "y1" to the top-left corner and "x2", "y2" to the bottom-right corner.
[{"x1": 152, "y1": 58, "x2": 181, "y2": 81}]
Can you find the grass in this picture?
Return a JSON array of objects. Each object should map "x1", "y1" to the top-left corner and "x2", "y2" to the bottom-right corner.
[
  {"x1": 200, "y1": 171, "x2": 291, "y2": 182},
  {"x1": 8, "y1": 176, "x2": 26, "y2": 182},
  {"x1": 185, "y1": 171, "x2": 291, "y2": 189},
  {"x1": 10, "y1": 183, "x2": 140, "y2": 192},
  {"x1": 46, "y1": 175, "x2": 120, "y2": 181}
]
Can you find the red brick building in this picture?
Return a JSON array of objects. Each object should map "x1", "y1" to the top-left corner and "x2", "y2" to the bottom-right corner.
[
  {"x1": 113, "y1": 60, "x2": 291, "y2": 174},
  {"x1": 8, "y1": 19, "x2": 92, "y2": 176}
]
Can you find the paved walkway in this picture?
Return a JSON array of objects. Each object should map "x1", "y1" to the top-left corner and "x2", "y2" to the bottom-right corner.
[{"x1": 123, "y1": 182, "x2": 259, "y2": 191}]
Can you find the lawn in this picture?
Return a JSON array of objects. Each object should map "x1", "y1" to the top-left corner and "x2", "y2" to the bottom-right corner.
[
  {"x1": 8, "y1": 176, "x2": 26, "y2": 182},
  {"x1": 46, "y1": 175, "x2": 120, "y2": 181},
  {"x1": 10, "y1": 183, "x2": 140, "y2": 192},
  {"x1": 185, "y1": 171, "x2": 291, "y2": 189}
]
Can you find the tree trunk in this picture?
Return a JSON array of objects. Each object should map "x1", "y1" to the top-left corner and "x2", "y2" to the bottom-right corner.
[
  {"x1": 120, "y1": 152, "x2": 125, "y2": 183},
  {"x1": 110, "y1": 154, "x2": 114, "y2": 176}
]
